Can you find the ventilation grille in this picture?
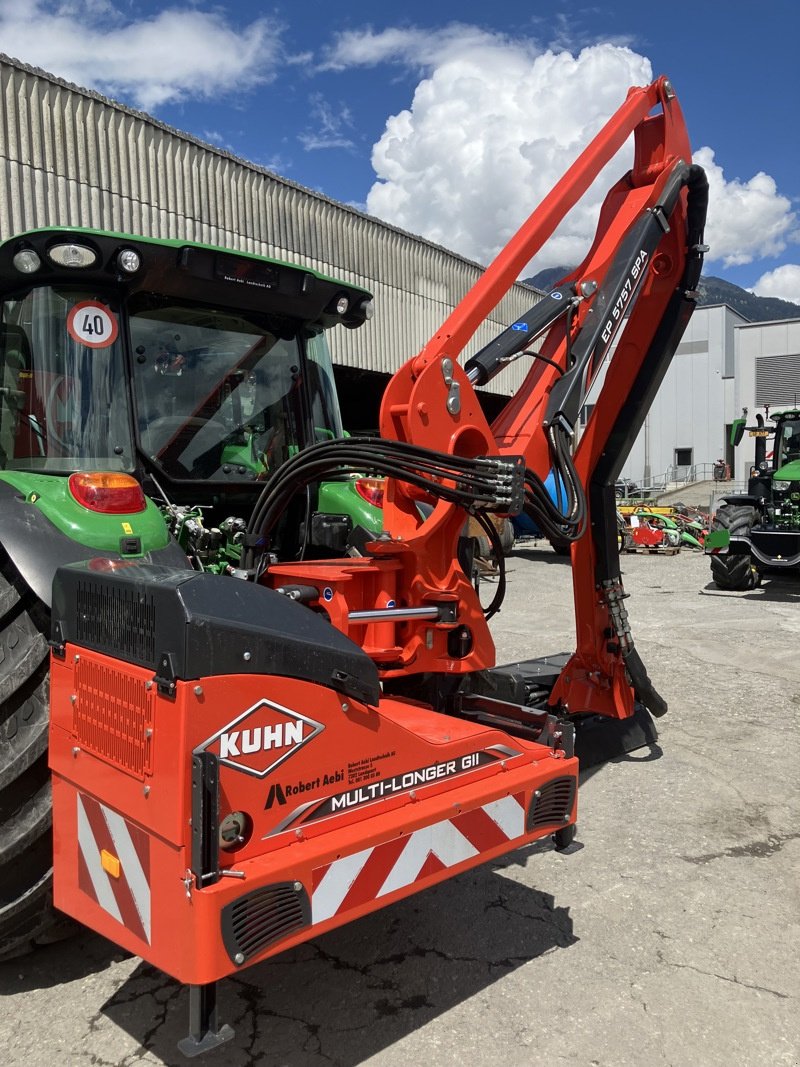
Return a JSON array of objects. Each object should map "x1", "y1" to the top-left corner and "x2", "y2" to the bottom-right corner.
[
  {"x1": 526, "y1": 776, "x2": 576, "y2": 831},
  {"x1": 74, "y1": 658, "x2": 153, "y2": 778},
  {"x1": 755, "y1": 353, "x2": 800, "y2": 407},
  {"x1": 76, "y1": 580, "x2": 156, "y2": 664},
  {"x1": 222, "y1": 883, "x2": 310, "y2": 964}
]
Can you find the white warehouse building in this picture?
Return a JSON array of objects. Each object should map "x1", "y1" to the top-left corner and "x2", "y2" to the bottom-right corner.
[{"x1": 593, "y1": 305, "x2": 800, "y2": 491}]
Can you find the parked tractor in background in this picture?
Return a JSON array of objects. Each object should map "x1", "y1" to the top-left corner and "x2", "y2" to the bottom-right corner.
[{"x1": 706, "y1": 408, "x2": 800, "y2": 588}]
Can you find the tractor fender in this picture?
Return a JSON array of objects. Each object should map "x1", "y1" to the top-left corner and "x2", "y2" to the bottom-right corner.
[
  {"x1": 0, "y1": 479, "x2": 191, "y2": 607},
  {"x1": 717, "y1": 494, "x2": 761, "y2": 508}
]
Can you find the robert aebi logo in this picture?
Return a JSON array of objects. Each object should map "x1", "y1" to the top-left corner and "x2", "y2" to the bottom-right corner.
[{"x1": 197, "y1": 698, "x2": 324, "y2": 778}]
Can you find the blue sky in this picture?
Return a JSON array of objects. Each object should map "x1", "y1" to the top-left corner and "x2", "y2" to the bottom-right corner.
[{"x1": 2, "y1": 0, "x2": 799, "y2": 299}]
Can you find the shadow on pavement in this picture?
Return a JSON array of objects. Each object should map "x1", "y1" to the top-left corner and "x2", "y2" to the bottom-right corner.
[
  {"x1": 96, "y1": 855, "x2": 576, "y2": 1067},
  {"x1": 508, "y1": 545, "x2": 572, "y2": 567},
  {"x1": 0, "y1": 924, "x2": 126, "y2": 993},
  {"x1": 701, "y1": 571, "x2": 800, "y2": 601}
]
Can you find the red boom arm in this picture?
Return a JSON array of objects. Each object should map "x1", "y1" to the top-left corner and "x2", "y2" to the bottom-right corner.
[{"x1": 377, "y1": 76, "x2": 707, "y2": 720}]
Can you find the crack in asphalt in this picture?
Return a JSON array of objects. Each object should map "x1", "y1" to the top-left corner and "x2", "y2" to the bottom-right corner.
[{"x1": 657, "y1": 952, "x2": 791, "y2": 1000}]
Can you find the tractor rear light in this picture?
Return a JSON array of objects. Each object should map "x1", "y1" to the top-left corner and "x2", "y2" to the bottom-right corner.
[
  {"x1": 69, "y1": 472, "x2": 146, "y2": 514},
  {"x1": 48, "y1": 243, "x2": 97, "y2": 268},
  {"x1": 355, "y1": 477, "x2": 385, "y2": 508},
  {"x1": 334, "y1": 294, "x2": 349, "y2": 315}
]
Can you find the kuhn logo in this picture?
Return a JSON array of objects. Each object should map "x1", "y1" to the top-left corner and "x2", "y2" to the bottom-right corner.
[{"x1": 197, "y1": 698, "x2": 324, "y2": 778}]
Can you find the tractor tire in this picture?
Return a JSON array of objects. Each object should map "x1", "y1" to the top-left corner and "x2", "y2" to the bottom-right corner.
[
  {"x1": 0, "y1": 550, "x2": 61, "y2": 959},
  {"x1": 709, "y1": 505, "x2": 761, "y2": 591}
]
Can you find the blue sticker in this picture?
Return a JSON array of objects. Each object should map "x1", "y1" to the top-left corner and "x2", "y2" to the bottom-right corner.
[
  {"x1": 550, "y1": 291, "x2": 564, "y2": 300},
  {"x1": 387, "y1": 599, "x2": 396, "y2": 608},
  {"x1": 323, "y1": 587, "x2": 334, "y2": 602},
  {"x1": 511, "y1": 322, "x2": 528, "y2": 331}
]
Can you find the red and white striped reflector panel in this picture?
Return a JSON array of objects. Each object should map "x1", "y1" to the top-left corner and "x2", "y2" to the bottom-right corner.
[
  {"x1": 312, "y1": 793, "x2": 525, "y2": 924},
  {"x1": 76, "y1": 792, "x2": 151, "y2": 944}
]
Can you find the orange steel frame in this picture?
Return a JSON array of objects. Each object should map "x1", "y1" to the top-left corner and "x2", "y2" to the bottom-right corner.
[{"x1": 365, "y1": 76, "x2": 696, "y2": 718}]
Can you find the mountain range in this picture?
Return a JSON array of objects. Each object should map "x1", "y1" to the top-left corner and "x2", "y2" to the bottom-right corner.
[{"x1": 525, "y1": 267, "x2": 800, "y2": 323}]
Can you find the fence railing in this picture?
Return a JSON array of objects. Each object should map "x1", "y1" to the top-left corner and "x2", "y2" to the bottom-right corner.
[{"x1": 616, "y1": 461, "x2": 734, "y2": 500}]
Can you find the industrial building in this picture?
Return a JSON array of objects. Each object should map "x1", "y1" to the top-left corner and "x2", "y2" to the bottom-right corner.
[{"x1": 599, "y1": 306, "x2": 800, "y2": 490}]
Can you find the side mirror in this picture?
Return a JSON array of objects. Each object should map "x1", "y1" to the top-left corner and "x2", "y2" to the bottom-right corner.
[{"x1": 731, "y1": 418, "x2": 745, "y2": 447}]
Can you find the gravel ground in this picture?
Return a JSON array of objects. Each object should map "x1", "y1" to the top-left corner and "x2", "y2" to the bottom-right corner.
[{"x1": 1, "y1": 546, "x2": 798, "y2": 1067}]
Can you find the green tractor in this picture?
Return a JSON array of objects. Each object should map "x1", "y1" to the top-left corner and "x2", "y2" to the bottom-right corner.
[
  {"x1": 706, "y1": 408, "x2": 800, "y2": 589},
  {"x1": 0, "y1": 227, "x2": 382, "y2": 956}
]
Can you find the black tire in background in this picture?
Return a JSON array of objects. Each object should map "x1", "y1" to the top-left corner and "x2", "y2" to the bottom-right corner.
[
  {"x1": 498, "y1": 518, "x2": 516, "y2": 557},
  {"x1": 709, "y1": 505, "x2": 760, "y2": 591},
  {"x1": 0, "y1": 551, "x2": 62, "y2": 959}
]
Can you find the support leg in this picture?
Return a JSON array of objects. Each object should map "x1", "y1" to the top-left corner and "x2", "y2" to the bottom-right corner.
[{"x1": 177, "y1": 982, "x2": 235, "y2": 1058}]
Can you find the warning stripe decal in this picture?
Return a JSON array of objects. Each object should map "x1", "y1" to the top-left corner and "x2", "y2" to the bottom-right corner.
[
  {"x1": 76, "y1": 793, "x2": 151, "y2": 944},
  {"x1": 311, "y1": 793, "x2": 526, "y2": 926}
]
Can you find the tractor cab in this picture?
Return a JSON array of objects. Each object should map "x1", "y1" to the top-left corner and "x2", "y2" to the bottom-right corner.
[
  {"x1": 0, "y1": 230, "x2": 369, "y2": 494},
  {"x1": 0, "y1": 228, "x2": 380, "y2": 583},
  {"x1": 774, "y1": 410, "x2": 800, "y2": 474}
]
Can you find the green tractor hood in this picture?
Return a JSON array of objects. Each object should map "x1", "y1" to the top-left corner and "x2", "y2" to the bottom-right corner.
[{"x1": 774, "y1": 459, "x2": 800, "y2": 482}]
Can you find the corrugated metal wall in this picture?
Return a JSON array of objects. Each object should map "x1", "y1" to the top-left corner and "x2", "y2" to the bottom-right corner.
[{"x1": 0, "y1": 54, "x2": 541, "y2": 395}]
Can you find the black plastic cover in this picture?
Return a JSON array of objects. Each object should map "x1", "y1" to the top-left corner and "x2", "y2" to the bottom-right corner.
[{"x1": 51, "y1": 562, "x2": 381, "y2": 704}]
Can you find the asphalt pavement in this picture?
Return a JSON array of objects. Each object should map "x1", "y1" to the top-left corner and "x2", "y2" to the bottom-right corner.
[{"x1": 1, "y1": 546, "x2": 798, "y2": 1067}]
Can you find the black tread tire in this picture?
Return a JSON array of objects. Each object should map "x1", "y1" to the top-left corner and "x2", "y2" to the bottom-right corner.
[
  {"x1": 498, "y1": 519, "x2": 515, "y2": 557},
  {"x1": 709, "y1": 505, "x2": 760, "y2": 591},
  {"x1": 0, "y1": 551, "x2": 64, "y2": 959}
]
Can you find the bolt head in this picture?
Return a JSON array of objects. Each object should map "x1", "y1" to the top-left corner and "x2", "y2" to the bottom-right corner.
[{"x1": 234, "y1": 952, "x2": 245, "y2": 965}]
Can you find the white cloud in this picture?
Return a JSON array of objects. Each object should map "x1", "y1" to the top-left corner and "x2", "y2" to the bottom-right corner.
[
  {"x1": 694, "y1": 148, "x2": 797, "y2": 268},
  {"x1": 298, "y1": 93, "x2": 355, "y2": 152},
  {"x1": 345, "y1": 30, "x2": 799, "y2": 278},
  {"x1": 751, "y1": 264, "x2": 800, "y2": 305},
  {"x1": 364, "y1": 41, "x2": 652, "y2": 270},
  {"x1": 322, "y1": 23, "x2": 516, "y2": 72},
  {"x1": 0, "y1": 2, "x2": 281, "y2": 111}
]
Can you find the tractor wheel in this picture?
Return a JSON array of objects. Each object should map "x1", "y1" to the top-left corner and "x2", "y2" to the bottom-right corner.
[
  {"x1": 0, "y1": 551, "x2": 61, "y2": 959},
  {"x1": 709, "y1": 505, "x2": 761, "y2": 591}
]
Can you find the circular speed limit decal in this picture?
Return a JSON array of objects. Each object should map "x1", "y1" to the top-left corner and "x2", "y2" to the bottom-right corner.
[{"x1": 66, "y1": 301, "x2": 119, "y2": 349}]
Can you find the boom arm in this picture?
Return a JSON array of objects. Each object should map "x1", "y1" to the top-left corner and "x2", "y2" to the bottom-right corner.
[
  {"x1": 376, "y1": 76, "x2": 708, "y2": 718},
  {"x1": 246, "y1": 76, "x2": 707, "y2": 721}
]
